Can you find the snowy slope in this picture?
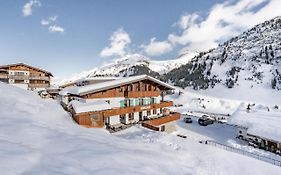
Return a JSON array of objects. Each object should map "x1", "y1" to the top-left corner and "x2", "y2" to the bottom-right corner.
[
  {"x1": 1, "y1": 82, "x2": 280, "y2": 174},
  {"x1": 165, "y1": 16, "x2": 281, "y2": 91},
  {"x1": 60, "y1": 52, "x2": 197, "y2": 85}
]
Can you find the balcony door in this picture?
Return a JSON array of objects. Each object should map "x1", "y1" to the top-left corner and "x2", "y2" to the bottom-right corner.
[{"x1": 139, "y1": 112, "x2": 142, "y2": 121}]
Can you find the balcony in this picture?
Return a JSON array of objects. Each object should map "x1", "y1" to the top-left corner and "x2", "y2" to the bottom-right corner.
[
  {"x1": 142, "y1": 112, "x2": 180, "y2": 126},
  {"x1": 29, "y1": 76, "x2": 50, "y2": 81},
  {"x1": 8, "y1": 75, "x2": 29, "y2": 80},
  {"x1": 104, "y1": 101, "x2": 173, "y2": 117},
  {"x1": 0, "y1": 74, "x2": 8, "y2": 79}
]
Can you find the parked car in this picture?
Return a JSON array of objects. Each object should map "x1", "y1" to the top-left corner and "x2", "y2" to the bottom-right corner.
[
  {"x1": 183, "y1": 117, "x2": 192, "y2": 123},
  {"x1": 198, "y1": 115, "x2": 214, "y2": 126}
]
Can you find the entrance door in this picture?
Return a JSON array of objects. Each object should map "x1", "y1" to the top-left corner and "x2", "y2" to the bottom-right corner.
[{"x1": 139, "y1": 112, "x2": 142, "y2": 121}]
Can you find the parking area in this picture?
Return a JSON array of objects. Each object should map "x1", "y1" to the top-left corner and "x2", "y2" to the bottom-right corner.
[{"x1": 175, "y1": 114, "x2": 281, "y2": 161}]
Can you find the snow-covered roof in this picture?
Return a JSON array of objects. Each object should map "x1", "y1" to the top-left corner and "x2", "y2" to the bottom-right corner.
[
  {"x1": 70, "y1": 100, "x2": 112, "y2": 114},
  {"x1": 0, "y1": 63, "x2": 53, "y2": 76},
  {"x1": 229, "y1": 104, "x2": 281, "y2": 142},
  {"x1": 60, "y1": 75, "x2": 175, "y2": 96}
]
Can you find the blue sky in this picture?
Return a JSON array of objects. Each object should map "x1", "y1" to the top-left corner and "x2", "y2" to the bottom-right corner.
[{"x1": 0, "y1": 0, "x2": 280, "y2": 80}]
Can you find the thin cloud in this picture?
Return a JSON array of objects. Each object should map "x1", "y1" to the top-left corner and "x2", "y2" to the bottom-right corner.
[
  {"x1": 22, "y1": 0, "x2": 41, "y2": 17},
  {"x1": 41, "y1": 16, "x2": 64, "y2": 33},
  {"x1": 41, "y1": 16, "x2": 57, "y2": 26},
  {"x1": 100, "y1": 28, "x2": 131, "y2": 57},
  {"x1": 141, "y1": 38, "x2": 173, "y2": 56},
  {"x1": 49, "y1": 25, "x2": 65, "y2": 33}
]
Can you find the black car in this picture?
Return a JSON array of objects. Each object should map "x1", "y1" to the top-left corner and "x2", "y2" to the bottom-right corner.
[
  {"x1": 198, "y1": 116, "x2": 214, "y2": 126},
  {"x1": 183, "y1": 117, "x2": 192, "y2": 123}
]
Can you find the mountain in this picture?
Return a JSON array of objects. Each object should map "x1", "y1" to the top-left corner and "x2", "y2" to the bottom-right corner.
[
  {"x1": 164, "y1": 16, "x2": 281, "y2": 90},
  {"x1": 60, "y1": 52, "x2": 197, "y2": 84}
]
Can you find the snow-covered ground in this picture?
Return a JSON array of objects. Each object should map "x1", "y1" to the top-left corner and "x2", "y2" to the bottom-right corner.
[{"x1": 0, "y1": 82, "x2": 280, "y2": 175}]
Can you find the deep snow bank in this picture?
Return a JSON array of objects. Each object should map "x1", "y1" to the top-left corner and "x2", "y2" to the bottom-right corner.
[{"x1": 0, "y1": 82, "x2": 280, "y2": 175}]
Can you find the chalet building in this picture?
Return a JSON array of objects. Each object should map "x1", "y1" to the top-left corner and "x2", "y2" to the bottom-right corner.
[
  {"x1": 230, "y1": 108, "x2": 281, "y2": 155},
  {"x1": 237, "y1": 127, "x2": 281, "y2": 155},
  {"x1": 0, "y1": 63, "x2": 53, "y2": 90},
  {"x1": 61, "y1": 75, "x2": 180, "y2": 132}
]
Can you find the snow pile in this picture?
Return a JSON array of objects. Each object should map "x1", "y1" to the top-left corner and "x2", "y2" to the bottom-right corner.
[
  {"x1": 168, "y1": 88, "x2": 241, "y2": 116},
  {"x1": 70, "y1": 100, "x2": 112, "y2": 113},
  {"x1": 0, "y1": 82, "x2": 280, "y2": 174},
  {"x1": 229, "y1": 103, "x2": 281, "y2": 142}
]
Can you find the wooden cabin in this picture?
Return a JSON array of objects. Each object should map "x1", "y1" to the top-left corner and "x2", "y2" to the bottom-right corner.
[
  {"x1": 64, "y1": 75, "x2": 180, "y2": 131},
  {"x1": 0, "y1": 63, "x2": 53, "y2": 90}
]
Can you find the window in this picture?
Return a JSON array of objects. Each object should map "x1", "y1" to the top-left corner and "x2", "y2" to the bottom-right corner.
[
  {"x1": 142, "y1": 83, "x2": 146, "y2": 92},
  {"x1": 135, "y1": 83, "x2": 140, "y2": 91},
  {"x1": 151, "y1": 98, "x2": 155, "y2": 104},
  {"x1": 119, "y1": 87, "x2": 123, "y2": 92},
  {"x1": 14, "y1": 71, "x2": 25, "y2": 76},
  {"x1": 129, "y1": 113, "x2": 134, "y2": 120},
  {"x1": 139, "y1": 99, "x2": 143, "y2": 105},
  {"x1": 120, "y1": 100, "x2": 125, "y2": 107},
  {"x1": 135, "y1": 99, "x2": 139, "y2": 106},
  {"x1": 106, "y1": 100, "x2": 110, "y2": 104},
  {"x1": 153, "y1": 109, "x2": 157, "y2": 115},
  {"x1": 128, "y1": 84, "x2": 133, "y2": 91},
  {"x1": 154, "y1": 86, "x2": 157, "y2": 91},
  {"x1": 148, "y1": 84, "x2": 152, "y2": 91},
  {"x1": 147, "y1": 110, "x2": 151, "y2": 116},
  {"x1": 90, "y1": 114, "x2": 99, "y2": 121},
  {"x1": 130, "y1": 99, "x2": 134, "y2": 106}
]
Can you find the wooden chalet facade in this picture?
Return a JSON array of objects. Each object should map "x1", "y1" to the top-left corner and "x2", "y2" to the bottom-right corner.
[
  {"x1": 0, "y1": 63, "x2": 53, "y2": 90},
  {"x1": 64, "y1": 75, "x2": 180, "y2": 131},
  {"x1": 237, "y1": 127, "x2": 281, "y2": 154}
]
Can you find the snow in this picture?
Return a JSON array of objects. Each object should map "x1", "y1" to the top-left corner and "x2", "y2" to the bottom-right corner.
[
  {"x1": 169, "y1": 85, "x2": 281, "y2": 143},
  {"x1": 0, "y1": 82, "x2": 280, "y2": 174},
  {"x1": 229, "y1": 103, "x2": 281, "y2": 142},
  {"x1": 70, "y1": 100, "x2": 112, "y2": 113},
  {"x1": 60, "y1": 74, "x2": 175, "y2": 96},
  {"x1": 57, "y1": 52, "x2": 198, "y2": 85}
]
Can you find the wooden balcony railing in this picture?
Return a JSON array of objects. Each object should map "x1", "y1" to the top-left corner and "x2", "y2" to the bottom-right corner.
[
  {"x1": 0, "y1": 74, "x2": 8, "y2": 79},
  {"x1": 29, "y1": 76, "x2": 50, "y2": 81},
  {"x1": 87, "y1": 101, "x2": 174, "y2": 117},
  {"x1": 8, "y1": 75, "x2": 29, "y2": 80},
  {"x1": 142, "y1": 112, "x2": 180, "y2": 126}
]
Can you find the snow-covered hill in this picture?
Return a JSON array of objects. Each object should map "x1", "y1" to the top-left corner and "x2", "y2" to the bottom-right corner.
[
  {"x1": 165, "y1": 16, "x2": 281, "y2": 91},
  {"x1": 61, "y1": 52, "x2": 197, "y2": 85},
  {"x1": 1, "y1": 82, "x2": 280, "y2": 174}
]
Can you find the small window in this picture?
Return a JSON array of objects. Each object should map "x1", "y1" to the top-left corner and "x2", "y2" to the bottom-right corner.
[
  {"x1": 106, "y1": 100, "x2": 110, "y2": 104},
  {"x1": 128, "y1": 85, "x2": 133, "y2": 91},
  {"x1": 148, "y1": 84, "x2": 152, "y2": 91},
  {"x1": 153, "y1": 109, "x2": 157, "y2": 114},
  {"x1": 147, "y1": 110, "x2": 151, "y2": 116},
  {"x1": 135, "y1": 83, "x2": 139, "y2": 91},
  {"x1": 142, "y1": 83, "x2": 146, "y2": 91},
  {"x1": 90, "y1": 114, "x2": 99, "y2": 121}
]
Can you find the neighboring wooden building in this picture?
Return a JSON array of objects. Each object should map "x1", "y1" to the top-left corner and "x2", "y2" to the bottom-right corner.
[
  {"x1": 0, "y1": 63, "x2": 53, "y2": 90},
  {"x1": 230, "y1": 107, "x2": 281, "y2": 155},
  {"x1": 62, "y1": 75, "x2": 180, "y2": 131},
  {"x1": 237, "y1": 126, "x2": 281, "y2": 155}
]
